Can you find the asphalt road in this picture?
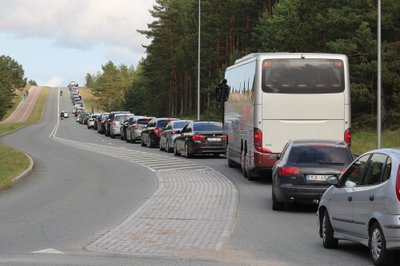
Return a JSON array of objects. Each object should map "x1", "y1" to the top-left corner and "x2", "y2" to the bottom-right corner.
[{"x1": 0, "y1": 88, "x2": 375, "y2": 265}]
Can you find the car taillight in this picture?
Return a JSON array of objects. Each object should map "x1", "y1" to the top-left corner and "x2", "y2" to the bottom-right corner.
[
  {"x1": 154, "y1": 129, "x2": 162, "y2": 135},
  {"x1": 344, "y1": 128, "x2": 351, "y2": 146},
  {"x1": 254, "y1": 128, "x2": 271, "y2": 153},
  {"x1": 279, "y1": 166, "x2": 300, "y2": 177},
  {"x1": 396, "y1": 165, "x2": 400, "y2": 201},
  {"x1": 134, "y1": 125, "x2": 138, "y2": 129},
  {"x1": 192, "y1": 135, "x2": 205, "y2": 141}
]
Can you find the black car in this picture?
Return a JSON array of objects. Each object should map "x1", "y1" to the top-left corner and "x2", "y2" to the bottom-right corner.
[
  {"x1": 120, "y1": 115, "x2": 135, "y2": 140},
  {"x1": 141, "y1": 117, "x2": 177, "y2": 148},
  {"x1": 271, "y1": 140, "x2": 354, "y2": 211},
  {"x1": 173, "y1": 121, "x2": 227, "y2": 158},
  {"x1": 96, "y1": 112, "x2": 109, "y2": 134}
]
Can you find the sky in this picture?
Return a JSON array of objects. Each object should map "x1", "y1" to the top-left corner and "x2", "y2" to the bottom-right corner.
[{"x1": 0, "y1": 0, "x2": 156, "y2": 87}]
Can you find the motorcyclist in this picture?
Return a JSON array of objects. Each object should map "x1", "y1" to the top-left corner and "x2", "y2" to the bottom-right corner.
[
  {"x1": 60, "y1": 111, "x2": 64, "y2": 120},
  {"x1": 60, "y1": 89, "x2": 63, "y2": 96}
]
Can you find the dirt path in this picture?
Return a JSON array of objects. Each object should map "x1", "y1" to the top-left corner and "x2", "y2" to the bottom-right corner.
[{"x1": 1, "y1": 86, "x2": 42, "y2": 123}]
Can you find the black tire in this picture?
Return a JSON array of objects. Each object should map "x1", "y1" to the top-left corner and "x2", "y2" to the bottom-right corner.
[
  {"x1": 228, "y1": 158, "x2": 238, "y2": 168},
  {"x1": 184, "y1": 143, "x2": 193, "y2": 158},
  {"x1": 322, "y1": 211, "x2": 338, "y2": 249},
  {"x1": 173, "y1": 142, "x2": 180, "y2": 156},
  {"x1": 369, "y1": 222, "x2": 394, "y2": 266},
  {"x1": 272, "y1": 191, "x2": 284, "y2": 211},
  {"x1": 241, "y1": 150, "x2": 248, "y2": 178},
  {"x1": 110, "y1": 133, "x2": 115, "y2": 139}
]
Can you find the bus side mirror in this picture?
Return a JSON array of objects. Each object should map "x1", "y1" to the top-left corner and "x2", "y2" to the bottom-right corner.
[{"x1": 215, "y1": 79, "x2": 230, "y2": 102}]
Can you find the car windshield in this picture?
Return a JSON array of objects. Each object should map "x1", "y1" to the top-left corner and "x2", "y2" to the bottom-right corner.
[
  {"x1": 193, "y1": 122, "x2": 222, "y2": 132},
  {"x1": 287, "y1": 145, "x2": 352, "y2": 165}
]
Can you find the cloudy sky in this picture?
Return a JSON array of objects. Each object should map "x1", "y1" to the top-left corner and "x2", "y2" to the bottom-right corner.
[{"x1": 0, "y1": 0, "x2": 156, "y2": 87}]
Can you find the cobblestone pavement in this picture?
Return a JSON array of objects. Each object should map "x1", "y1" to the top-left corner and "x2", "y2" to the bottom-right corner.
[{"x1": 51, "y1": 135, "x2": 239, "y2": 258}]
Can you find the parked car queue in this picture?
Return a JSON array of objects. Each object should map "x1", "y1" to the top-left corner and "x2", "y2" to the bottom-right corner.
[{"x1": 67, "y1": 89, "x2": 399, "y2": 266}]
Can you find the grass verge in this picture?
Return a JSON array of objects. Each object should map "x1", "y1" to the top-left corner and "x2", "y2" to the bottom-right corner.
[
  {"x1": 0, "y1": 87, "x2": 49, "y2": 190},
  {"x1": 79, "y1": 87, "x2": 103, "y2": 113},
  {"x1": 351, "y1": 129, "x2": 400, "y2": 155}
]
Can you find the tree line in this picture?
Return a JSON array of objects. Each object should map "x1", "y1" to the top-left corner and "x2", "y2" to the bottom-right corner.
[
  {"x1": 86, "y1": 0, "x2": 400, "y2": 129},
  {"x1": 0, "y1": 55, "x2": 27, "y2": 120}
]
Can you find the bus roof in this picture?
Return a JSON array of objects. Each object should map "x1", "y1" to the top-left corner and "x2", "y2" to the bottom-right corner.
[{"x1": 234, "y1": 52, "x2": 347, "y2": 65}]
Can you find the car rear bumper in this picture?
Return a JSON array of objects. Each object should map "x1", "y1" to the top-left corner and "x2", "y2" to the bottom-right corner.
[
  {"x1": 274, "y1": 184, "x2": 330, "y2": 204},
  {"x1": 191, "y1": 143, "x2": 226, "y2": 154}
]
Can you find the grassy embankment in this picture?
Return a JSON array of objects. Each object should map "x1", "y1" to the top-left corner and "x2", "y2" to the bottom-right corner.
[
  {"x1": 79, "y1": 87, "x2": 102, "y2": 113},
  {"x1": 351, "y1": 129, "x2": 400, "y2": 156},
  {"x1": 0, "y1": 87, "x2": 49, "y2": 190}
]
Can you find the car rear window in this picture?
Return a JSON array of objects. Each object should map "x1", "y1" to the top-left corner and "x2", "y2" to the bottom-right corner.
[
  {"x1": 173, "y1": 121, "x2": 190, "y2": 129},
  {"x1": 115, "y1": 115, "x2": 129, "y2": 122},
  {"x1": 287, "y1": 145, "x2": 352, "y2": 165},
  {"x1": 157, "y1": 120, "x2": 171, "y2": 128},
  {"x1": 193, "y1": 122, "x2": 223, "y2": 132},
  {"x1": 137, "y1": 118, "x2": 151, "y2": 125}
]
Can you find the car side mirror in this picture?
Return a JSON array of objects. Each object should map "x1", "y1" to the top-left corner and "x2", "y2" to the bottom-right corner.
[
  {"x1": 327, "y1": 176, "x2": 339, "y2": 186},
  {"x1": 269, "y1": 153, "x2": 280, "y2": 160}
]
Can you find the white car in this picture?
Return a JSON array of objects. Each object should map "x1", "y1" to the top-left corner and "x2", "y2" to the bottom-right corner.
[
  {"x1": 62, "y1": 112, "x2": 69, "y2": 118},
  {"x1": 318, "y1": 148, "x2": 400, "y2": 266}
]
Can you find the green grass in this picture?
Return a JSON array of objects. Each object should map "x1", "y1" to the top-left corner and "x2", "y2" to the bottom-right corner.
[
  {"x1": 0, "y1": 144, "x2": 29, "y2": 190},
  {"x1": 351, "y1": 129, "x2": 400, "y2": 155},
  {"x1": 79, "y1": 87, "x2": 103, "y2": 113},
  {"x1": 0, "y1": 87, "x2": 49, "y2": 190}
]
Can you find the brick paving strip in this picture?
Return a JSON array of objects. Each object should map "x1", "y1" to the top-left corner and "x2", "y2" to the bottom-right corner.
[
  {"x1": 51, "y1": 137, "x2": 239, "y2": 258},
  {"x1": 1, "y1": 86, "x2": 42, "y2": 123}
]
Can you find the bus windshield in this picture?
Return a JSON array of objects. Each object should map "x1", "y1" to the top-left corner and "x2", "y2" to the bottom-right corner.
[{"x1": 262, "y1": 59, "x2": 344, "y2": 94}]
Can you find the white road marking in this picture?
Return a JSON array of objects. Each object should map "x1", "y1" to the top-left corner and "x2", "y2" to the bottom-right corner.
[{"x1": 31, "y1": 248, "x2": 63, "y2": 254}]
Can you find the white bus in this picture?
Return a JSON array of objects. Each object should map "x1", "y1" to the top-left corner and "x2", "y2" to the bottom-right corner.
[{"x1": 218, "y1": 53, "x2": 351, "y2": 179}]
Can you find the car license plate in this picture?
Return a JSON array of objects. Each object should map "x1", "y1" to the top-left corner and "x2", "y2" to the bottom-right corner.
[
  {"x1": 207, "y1": 137, "x2": 221, "y2": 142},
  {"x1": 306, "y1": 175, "x2": 329, "y2": 182}
]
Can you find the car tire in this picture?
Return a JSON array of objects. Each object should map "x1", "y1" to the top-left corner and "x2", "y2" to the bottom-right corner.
[
  {"x1": 322, "y1": 211, "x2": 338, "y2": 249},
  {"x1": 149, "y1": 138, "x2": 155, "y2": 148},
  {"x1": 166, "y1": 141, "x2": 171, "y2": 153},
  {"x1": 110, "y1": 132, "x2": 115, "y2": 138},
  {"x1": 369, "y1": 222, "x2": 394, "y2": 266},
  {"x1": 173, "y1": 142, "x2": 180, "y2": 156},
  {"x1": 272, "y1": 191, "x2": 284, "y2": 211},
  {"x1": 228, "y1": 158, "x2": 238, "y2": 168},
  {"x1": 184, "y1": 143, "x2": 192, "y2": 158}
]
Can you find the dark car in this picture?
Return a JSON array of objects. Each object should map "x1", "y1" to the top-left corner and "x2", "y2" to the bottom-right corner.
[
  {"x1": 141, "y1": 117, "x2": 177, "y2": 148},
  {"x1": 160, "y1": 120, "x2": 192, "y2": 152},
  {"x1": 96, "y1": 112, "x2": 109, "y2": 134},
  {"x1": 120, "y1": 115, "x2": 135, "y2": 140},
  {"x1": 271, "y1": 140, "x2": 354, "y2": 211},
  {"x1": 173, "y1": 121, "x2": 227, "y2": 158}
]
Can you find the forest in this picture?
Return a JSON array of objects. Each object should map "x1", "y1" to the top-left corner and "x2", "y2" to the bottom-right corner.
[{"x1": 86, "y1": 0, "x2": 400, "y2": 130}]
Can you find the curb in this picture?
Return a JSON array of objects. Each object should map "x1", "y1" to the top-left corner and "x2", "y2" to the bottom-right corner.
[{"x1": 12, "y1": 153, "x2": 34, "y2": 184}]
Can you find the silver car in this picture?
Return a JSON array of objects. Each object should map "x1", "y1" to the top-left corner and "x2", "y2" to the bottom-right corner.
[
  {"x1": 317, "y1": 148, "x2": 400, "y2": 266},
  {"x1": 126, "y1": 116, "x2": 153, "y2": 143},
  {"x1": 109, "y1": 113, "x2": 132, "y2": 138},
  {"x1": 159, "y1": 120, "x2": 192, "y2": 152}
]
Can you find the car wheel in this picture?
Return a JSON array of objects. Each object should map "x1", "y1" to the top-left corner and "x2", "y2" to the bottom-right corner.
[
  {"x1": 173, "y1": 142, "x2": 180, "y2": 156},
  {"x1": 166, "y1": 141, "x2": 171, "y2": 153},
  {"x1": 126, "y1": 134, "x2": 130, "y2": 143},
  {"x1": 184, "y1": 143, "x2": 192, "y2": 158},
  {"x1": 322, "y1": 211, "x2": 338, "y2": 249},
  {"x1": 149, "y1": 138, "x2": 155, "y2": 148},
  {"x1": 241, "y1": 150, "x2": 248, "y2": 178},
  {"x1": 272, "y1": 191, "x2": 284, "y2": 211},
  {"x1": 228, "y1": 158, "x2": 238, "y2": 168},
  {"x1": 369, "y1": 222, "x2": 394, "y2": 266},
  {"x1": 159, "y1": 140, "x2": 165, "y2": 151}
]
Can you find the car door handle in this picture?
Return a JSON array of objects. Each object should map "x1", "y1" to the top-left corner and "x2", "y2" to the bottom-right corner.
[
  {"x1": 348, "y1": 196, "x2": 352, "y2": 202},
  {"x1": 369, "y1": 195, "x2": 375, "y2": 201}
]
